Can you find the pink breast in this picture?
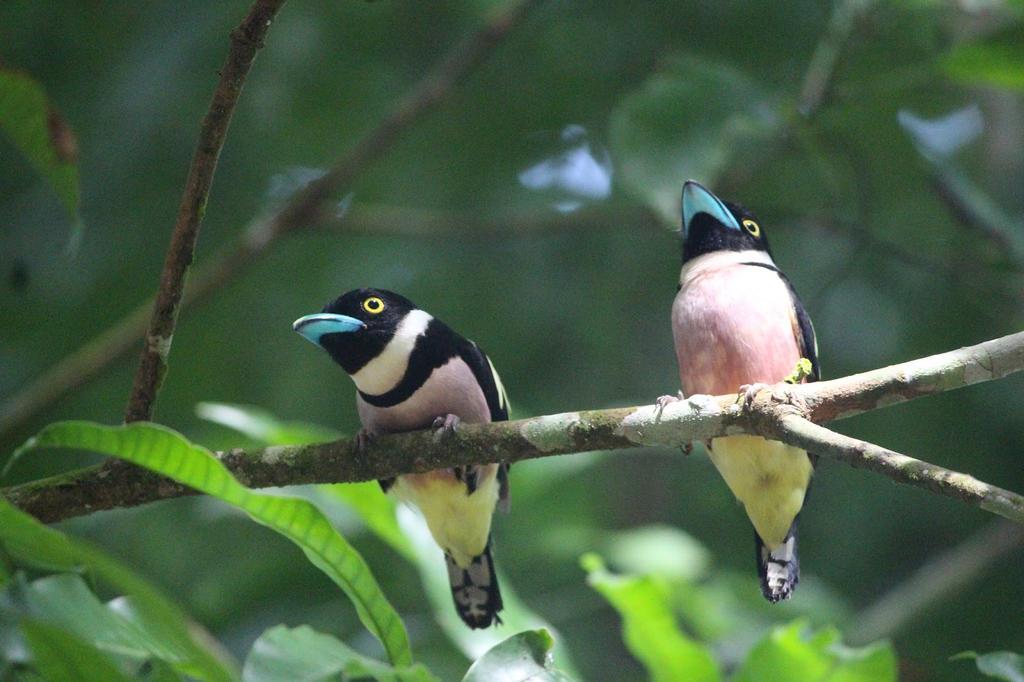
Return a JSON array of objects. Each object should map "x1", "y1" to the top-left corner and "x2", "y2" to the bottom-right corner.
[{"x1": 672, "y1": 263, "x2": 801, "y2": 396}]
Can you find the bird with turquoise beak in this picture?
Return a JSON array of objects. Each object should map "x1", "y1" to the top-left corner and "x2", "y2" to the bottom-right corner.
[
  {"x1": 665, "y1": 181, "x2": 820, "y2": 602},
  {"x1": 293, "y1": 289, "x2": 510, "y2": 628}
]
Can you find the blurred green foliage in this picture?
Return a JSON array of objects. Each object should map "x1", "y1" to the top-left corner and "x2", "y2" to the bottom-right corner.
[{"x1": 2, "y1": 0, "x2": 1024, "y2": 679}]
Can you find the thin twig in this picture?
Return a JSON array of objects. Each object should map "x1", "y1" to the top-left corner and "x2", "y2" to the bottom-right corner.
[
  {"x1": 766, "y1": 414, "x2": 1024, "y2": 524},
  {"x1": 5, "y1": 331, "x2": 1024, "y2": 524},
  {"x1": 0, "y1": 0, "x2": 544, "y2": 440},
  {"x1": 798, "y1": 0, "x2": 874, "y2": 116},
  {"x1": 847, "y1": 520, "x2": 1024, "y2": 644},
  {"x1": 125, "y1": 0, "x2": 287, "y2": 423}
]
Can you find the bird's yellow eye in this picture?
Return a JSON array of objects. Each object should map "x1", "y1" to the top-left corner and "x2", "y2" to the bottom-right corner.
[
  {"x1": 742, "y1": 219, "x2": 760, "y2": 237},
  {"x1": 362, "y1": 297, "x2": 385, "y2": 314}
]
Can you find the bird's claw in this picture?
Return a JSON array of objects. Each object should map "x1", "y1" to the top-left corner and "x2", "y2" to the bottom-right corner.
[
  {"x1": 738, "y1": 383, "x2": 771, "y2": 408},
  {"x1": 432, "y1": 413, "x2": 461, "y2": 441},
  {"x1": 655, "y1": 391, "x2": 684, "y2": 418},
  {"x1": 656, "y1": 392, "x2": 683, "y2": 409}
]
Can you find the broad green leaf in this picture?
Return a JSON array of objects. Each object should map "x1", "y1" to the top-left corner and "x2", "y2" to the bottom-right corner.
[
  {"x1": 0, "y1": 67, "x2": 80, "y2": 223},
  {"x1": 461, "y1": 629, "x2": 572, "y2": 682},
  {"x1": 733, "y1": 621, "x2": 897, "y2": 682},
  {"x1": 16, "y1": 420, "x2": 412, "y2": 667},
  {"x1": 16, "y1": 574, "x2": 184, "y2": 662},
  {"x1": 944, "y1": 24, "x2": 1024, "y2": 91},
  {"x1": 242, "y1": 624, "x2": 437, "y2": 682},
  {"x1": 953, "y1": 651, "x2": 1024, "y2": 682},
  {"x1": 581, "y1": 553, "x2": 719, "y2": 682},
  {"x1": 732, "y1": 621, "x2": 832, "y2": 682},
  {"x1": 0, "y1": 499, "x2": 235, "y2": 682},
  {"x1": 197, "y1": 402, "x2": 414, "y2": 560},
  {"x1": 20, "y1": 620, "x2": 132, "y2": 682},
  {"x1": 609, "y1": 55, "x2": 780, "y2": 224}
]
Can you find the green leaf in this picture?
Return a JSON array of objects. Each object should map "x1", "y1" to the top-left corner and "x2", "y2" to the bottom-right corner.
[
  {"x1": 242, "y1": 625, "x2": 437, "y2": 682},
  {"x1": 16, "y1": 420, "x2": 412, "y2": 667},
  {"x1": 20, "y1": 620, "x2": 132, "y2": 682},
  {"x1": 580, "y1": 553, "x2": 719, "y2": 682},
  {"x1": 733, "y1": 621, "x2": 833, "y2": 681},
  {"x1": 944, "y1": 24, "x2": 1024, "y2": 91},
  {"x1": 0, "y1": 67, "x2": 81, "y2": 224},
  {"x1": 733, "y1": 621, "x2": 897, "y2": 682},
  {"x1": 953, "y1": 651, "x2": 1024, "y2": 682},
  {"x1": 197, "y1": 402, "x2": 415, "y2": 561},
  {"x1": 0, "y1": 499, "x2": 236, "y2": 682},
  {"x1": 16, "y1": 574, "x2": 185, "y2": 662},
  {"x1": 461, "y1": 629, "x2": 572, "y2": 682},
  {"x1": 826, "y1": 641, "x2": 898, "y2": 682},
  {"x1": 609, "y1": 55, "x2": 780, "y2": 224}
]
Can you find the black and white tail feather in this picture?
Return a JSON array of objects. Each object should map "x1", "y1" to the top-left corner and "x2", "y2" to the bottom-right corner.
[
  {"x1": 755, "y1": 521, "x2": 800, "y2": 602},
  {"x1": 445, "y1": 539, "x2": 503, "y2": 629}
]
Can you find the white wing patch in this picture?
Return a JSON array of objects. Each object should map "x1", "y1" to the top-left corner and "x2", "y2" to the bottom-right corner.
[{"x1": 488, "y1": 357, "x2": 509, "y2": 412}]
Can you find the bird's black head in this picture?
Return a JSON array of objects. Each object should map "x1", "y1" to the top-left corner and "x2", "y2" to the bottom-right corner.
[
  {"x1": 293, "y1": 288, "x2": 419, "y2": 374},
  {"x1": 680, "y1": 180, "x2": 772, "y2": 264}
]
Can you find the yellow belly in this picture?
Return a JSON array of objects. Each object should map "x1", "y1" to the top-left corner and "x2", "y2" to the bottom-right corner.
[
  {"x1": 708, "y1": 435, "x2": 812, "y2": 548},
  {"x1": 391, "y1": 466, "x2": 499, "y2": 568}
]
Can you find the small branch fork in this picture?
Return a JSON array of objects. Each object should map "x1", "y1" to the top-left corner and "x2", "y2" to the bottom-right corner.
[
  {"x1": 125, "y1": 0, "x2": 287, "y2": 423},
  {"x1": 0, "y1": 0, "x2": 543, "y2": 439},
  {"x1": 5, "y1": 331, "x2": 1024, "y2": 525}
]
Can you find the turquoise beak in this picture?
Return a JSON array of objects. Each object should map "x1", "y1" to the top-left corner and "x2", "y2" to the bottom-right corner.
[
  {"x1": 682, "y1": 180, "x2": 740, "y2": 235},
  {"x1": 293, "y1": 313, "x2": 365, "y2": 345}
]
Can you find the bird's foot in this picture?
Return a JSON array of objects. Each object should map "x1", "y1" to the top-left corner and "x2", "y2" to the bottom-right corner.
[
  {"x1": 656, "y1": 391, "x2": 684, "y2": 409},
  {"x1": 355, "y1": 428, "x2": 375, "y2": 454},
  {"x1": 738, "y1": 383, "x2": 771, "y2": 408},
  {"x1": 655, "y1": 391, "x2": 684, "y2": 418},
  {"x1": 432, "y1": 413, "x2": 461, "y2": 441}
]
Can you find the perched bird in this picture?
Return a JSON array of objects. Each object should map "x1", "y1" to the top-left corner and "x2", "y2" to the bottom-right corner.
[
  {"x1": 667, "y1": 181, "x2": 819, "y2": 602},
  {"x1": 293, "y1": 289, "x2": 510, "y2": 628}
]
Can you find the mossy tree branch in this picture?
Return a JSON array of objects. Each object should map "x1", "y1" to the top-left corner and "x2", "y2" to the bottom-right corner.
[{"x1": 4, "y1": 332, "x2": 1024, "y2": 525}]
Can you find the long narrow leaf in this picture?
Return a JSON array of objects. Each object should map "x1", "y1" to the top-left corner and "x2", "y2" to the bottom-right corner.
[
  {"x1": 197, "y1": 402, "x2": 414, "y2": 560},
  {"x1": 15, "y1": 420, "x2": 412, "y2": 667}
]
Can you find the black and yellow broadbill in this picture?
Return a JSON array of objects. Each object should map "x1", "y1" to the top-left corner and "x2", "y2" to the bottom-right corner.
[
  {"x1": 666, "y1": 180, "x2": 820, "y2": 602},
  {"x1": 294, "y1": 289, "x2": 510, "y2": 629}
]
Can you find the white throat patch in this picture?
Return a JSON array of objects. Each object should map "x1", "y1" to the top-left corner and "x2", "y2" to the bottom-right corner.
[
  {"x1": 679, "y1": 249, "x2": 775, "y2": 288},
  {"x1": 352, "y1": 309, "x2": 433, "y2": 395}
]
